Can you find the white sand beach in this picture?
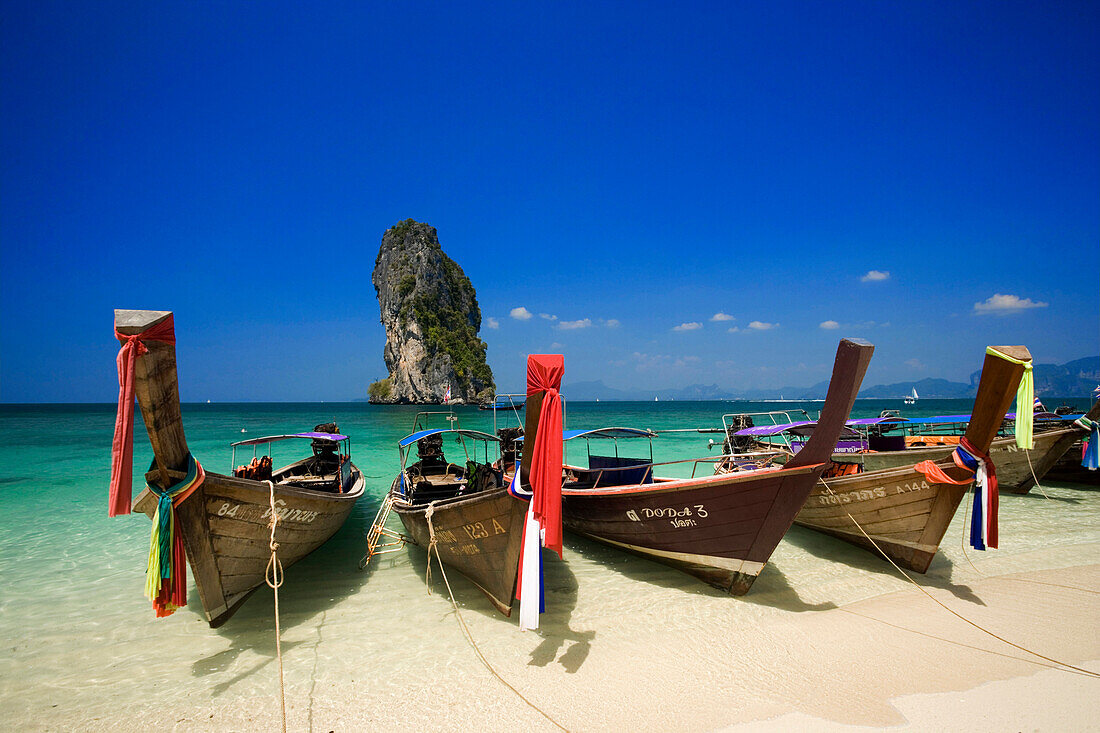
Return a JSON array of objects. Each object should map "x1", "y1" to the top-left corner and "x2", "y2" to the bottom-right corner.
[{"x1": 5, "y1": 481, "x2": 1096, "y2": 732}]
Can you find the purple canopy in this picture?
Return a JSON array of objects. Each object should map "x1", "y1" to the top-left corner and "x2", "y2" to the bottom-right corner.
[
  {"x1": 733, "y1": 420, "x2": 817, "y2": 437},
  {"x1": 231, "y1": 432, "x2": 347, "y2": 447}
]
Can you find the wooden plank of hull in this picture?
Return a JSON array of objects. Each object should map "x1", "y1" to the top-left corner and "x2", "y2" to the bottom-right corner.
[
  {"x1": 796, "y1": 456, "x2": 971, "y2": 573},
  {"x1": 562, "y1": 464, "x2": 825, "y2": 595},
  {"x1": 136, "y1": 471, "x2": 363, "y2": 626},
  {"x1": 839, "y1": 428, "x2": 1085, "y2": 494},
  {"x1": 392, "y1": 485, "x2": 528, "y2": 616}
]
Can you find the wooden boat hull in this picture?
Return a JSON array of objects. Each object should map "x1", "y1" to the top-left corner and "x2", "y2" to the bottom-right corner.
[
  {"x1": 831, "y1": 428, "x2": 1084, "y2": 494},
  {"x1": 561, "y1": 464, "x2": 825, "y2": 594},
  {"x1": 135, "y1": 469, "x2": 364, "y2": 627},
  {"x1": 390, "y1": 482, "x2": 528, "y2": 616},
  {"x1": 115, "y1": 309, "x2": 365, "y2": 627},
  {"x1": 794, "y1": 464, "x2": 967, "y2": 573}
]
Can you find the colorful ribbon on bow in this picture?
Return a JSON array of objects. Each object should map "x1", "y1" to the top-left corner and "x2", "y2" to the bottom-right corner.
[
  {"x1": 109, "y1": 314, "x2": 177, "y2": 517},
  {"x1": 914, "y1": 436, "x2": 997, "y2": 550},
  {"x1": 1078, "y1": 417, "x2": 1099, "y2": 471},
  {"x1": 144, "y1": 453, "x2": 204, "y2": 617},
  {"x1": 515, "y1": 354, "x2": 564, "y2": 632},
  {"x1": 987, "y1": 346, "x2": 1033, "y2": 449}
]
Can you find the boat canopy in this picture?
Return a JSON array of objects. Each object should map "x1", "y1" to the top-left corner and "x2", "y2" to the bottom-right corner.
[
  {"x1": 733, "y1": 420, "x2": 816, "y2": 437},
  {"x1": 398, "y1": 428, "x2": 500, "y2": 448},
  {"x1": 564, "y1": 427, "x2": 657, "y2": 441},
  {"x1": 733, "y1": 420, "x2": 860, "y2": 438},
  {"x1": 846, "y1": 416, "x2": 909, "y2": 426},
  {"x1": 232, "y1": 432, "x2": 347, "y2": 447}
]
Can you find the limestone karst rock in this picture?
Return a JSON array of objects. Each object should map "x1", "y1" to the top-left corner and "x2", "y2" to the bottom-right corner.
[{"x1": 369, "y1": 219, "x2": 495, "y2": 404}]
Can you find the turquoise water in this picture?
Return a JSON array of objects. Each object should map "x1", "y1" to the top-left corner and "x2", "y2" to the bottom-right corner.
[{"x1": 1, "y1": 399, "x2": 1096, "y2": 730}]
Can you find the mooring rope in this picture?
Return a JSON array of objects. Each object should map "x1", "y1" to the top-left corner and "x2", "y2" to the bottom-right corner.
[
  {"x1": 264, "y1": 480, "x2": 289, "y2": 733},
  {"x1": 423, "y1": 502, "x2": 568, "y2": 731},
  {"x1": 818, "y1": 477, "x2": 1100, "y2": 679},
  {"x1": 1023, "y1": 448, "x2": 1054, "y2": 501}
]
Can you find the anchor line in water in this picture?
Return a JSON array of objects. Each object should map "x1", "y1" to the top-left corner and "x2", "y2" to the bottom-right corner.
[{"x1": 817, "y1": 477, "x2": 1100, "y2": 679}]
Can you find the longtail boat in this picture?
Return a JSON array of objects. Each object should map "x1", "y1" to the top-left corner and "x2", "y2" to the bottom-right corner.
[
  {"x1": 792, "y1": 346, "x2": 1032, "y2": 572},
  {"x1": 387, "y1": 424, "x2": 527, "y2": 615},
  {"x1": 828, "y1": 401, "x2": 1100, "y2": 495},
  {"x1": 559, "y1": 338, "x2": 874, "y2": 595},
  {"x1": 110, "y1": 309, "x2": 364, "y2": 627},
  {"x1": 385, "y1": 359, "x2": 563, "y2": 618}
]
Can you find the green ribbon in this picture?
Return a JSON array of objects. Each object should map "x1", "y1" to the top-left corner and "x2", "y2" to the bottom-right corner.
[{"x1": 986, "y1": 347, "x2": 1034, "y2": 449}]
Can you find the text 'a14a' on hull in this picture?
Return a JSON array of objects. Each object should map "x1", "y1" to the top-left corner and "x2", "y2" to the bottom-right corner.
[
  {"x1": 109, "y1": 309, "x2": 364, "y2": 628},
  {"x1": 560, "y1": 338, "x2": 874, "y2": 595}
]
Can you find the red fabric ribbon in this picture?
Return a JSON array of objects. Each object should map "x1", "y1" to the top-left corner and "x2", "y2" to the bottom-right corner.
[
  {"x1": 527, "y1": 354, "x2": 565, "y2": 557},
  {"x1": 109, "y1": 315, "x2": 176, "y2": 517},
  {"x1": 912, "y1": 436, "x2": 998, "y2": 549}
]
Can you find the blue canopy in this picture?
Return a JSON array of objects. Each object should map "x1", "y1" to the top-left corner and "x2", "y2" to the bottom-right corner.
[
  {"x1": 847, "y1": 416, "x2": 909, "y2": 426},
  {"x1": 398, "y1": 428, "x2": 500, "y2": 448}
]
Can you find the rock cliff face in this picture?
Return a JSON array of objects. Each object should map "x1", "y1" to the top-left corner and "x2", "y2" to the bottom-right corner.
[{"x1": 369, "y1": 219, "x2": 495, "y2": 404}]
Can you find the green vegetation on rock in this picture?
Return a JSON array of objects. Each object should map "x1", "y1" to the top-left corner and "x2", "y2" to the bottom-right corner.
[{"x1": 367, "y1": 378, "x2": 393, "y2": 400}]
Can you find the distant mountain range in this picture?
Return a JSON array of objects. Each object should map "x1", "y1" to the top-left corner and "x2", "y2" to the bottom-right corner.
[{"x1": 563, "y1": 356, "x2": 1100, "y2": 401}]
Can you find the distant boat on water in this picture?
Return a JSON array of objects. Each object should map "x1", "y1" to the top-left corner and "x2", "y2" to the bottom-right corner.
[{"x1": 904, "y1": 387, "x2": 918, "y2": 405}]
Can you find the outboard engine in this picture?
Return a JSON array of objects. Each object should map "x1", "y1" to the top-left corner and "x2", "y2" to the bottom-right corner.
[
  {"x1": 312, "y1": 422, "x2": 341, "y2": 459},
  {"x1": 722, "y1": 414, "x2": 755, "y2": 453},
  {"x1": 497, "y1": 427, "x2": 524, "y2": 470}
]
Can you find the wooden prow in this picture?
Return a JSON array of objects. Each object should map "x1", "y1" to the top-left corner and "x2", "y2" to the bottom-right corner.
[
  {"x1": 519, "y1": 390, "x2": 545, "y2": 485},
  {"x1": 962, "y1": 346, "x2": 1032, "y2": 454},
  {"x1": 113, "y1": 309, "x2": 190, "y2": 485},
  {"x1": 787, "y1": 338, "x2": 875, "y2": 469}
]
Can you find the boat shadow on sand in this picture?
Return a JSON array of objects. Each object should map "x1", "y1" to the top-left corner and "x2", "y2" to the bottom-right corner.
[
  {"x1": 779, "y1": 524, "x2": 986, "y2": 607},
  {"x1": 401, "y1": 539, "x2": 597, "y2": 674},
  {"x1": 190, "y1": 500, "x2": 381, "y2": 692},
  {"x1": 565, "y1": 532, "x2": 839, "y2": 614}
]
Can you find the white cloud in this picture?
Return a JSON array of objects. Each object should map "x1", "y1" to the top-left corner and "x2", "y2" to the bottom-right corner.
[
  {"x1": 905, "y1": 358, "x2": 924, "y2": 369},
  {"x1": 631, "y1": 352, "x2": 671, "y2": 370},
  {"x1": 710, "y1": 312, "x2": 735, "y2": 322},
  {"x1": 819, "y1": 320, "x2": 840, "y2": 330},
  {"x1": 973, "y1": 293, "x2": 1049, "y2": 316},
  {"x1": 510, "y1": 306, "x2": 533, "y2": 321},
  {"x1": 539, "y1": 313, "x2": 557, "y2": 321},
  {"x1": 673, "y1": 322, "x2": 703, "y2": 332},
  {"x1": 486, "y1": 317, "x2": 499, "y2": 329},
  {"x1": 674, "y1": 355, "x2": 701, "y2": 367},
  {"x1": 861, "y1": 270, "x2": 890, "y2": 282},
  {"x1": 558, "y1": 318, "x2": 593, "y2": 330},
  {"x1": 604, "y1": 319, "x2": 620, "y2": 328},
  {"x1": 550, "y1": 342, "x2": 564, "y2": 349},
  {"x1": 748, "y1": 321, "x2": 777, "y2": 330},
  {"x1": 727, "y1": 326, "x2": 740, "y2": 333}
]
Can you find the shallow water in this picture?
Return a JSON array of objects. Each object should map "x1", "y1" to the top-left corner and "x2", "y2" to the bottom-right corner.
[{"x1": 0, "y1": 400, "x2": 1096, "y2": 730}]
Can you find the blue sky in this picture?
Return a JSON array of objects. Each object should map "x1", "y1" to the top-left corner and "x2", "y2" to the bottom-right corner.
[{"x1": 2, "y1": 1, "x2": 1097, "y2": 402}]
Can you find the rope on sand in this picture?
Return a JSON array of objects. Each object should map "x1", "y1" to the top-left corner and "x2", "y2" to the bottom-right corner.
[
  {"x1": 264, "y1": 480, "x2": 289, "y2": 733},
  {"x1": 958, "y1": 482, "x2": 1099, "y2": 596},
  {"x1": 1024, "y1": 449, "x2": 1054, "y2": 501},
  {"x1": 423, "y1": 503, "x2": 569, "y2": 732},
  {"x1": 818, "y1": 477, "x2": 1100, "y2": 679}
]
